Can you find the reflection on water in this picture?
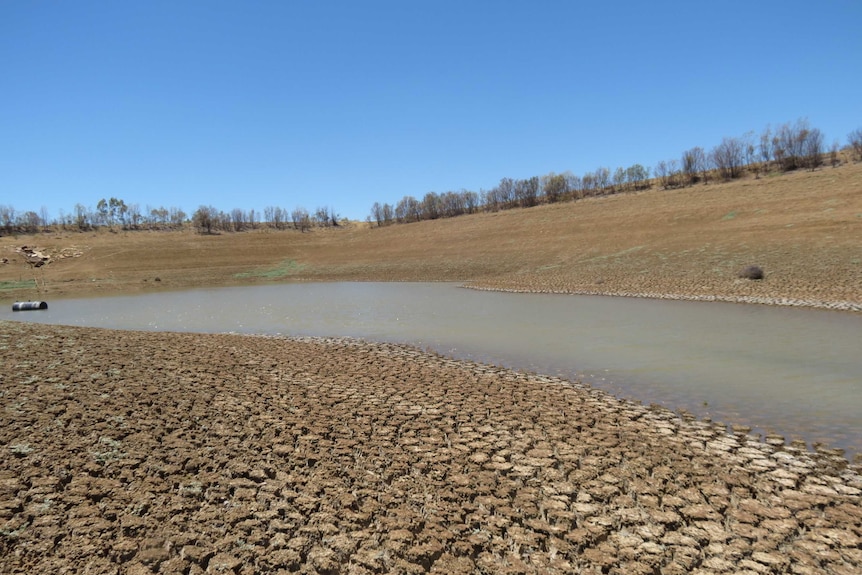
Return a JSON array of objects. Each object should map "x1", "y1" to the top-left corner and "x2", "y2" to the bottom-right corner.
[{"x1": 5, "y1": 282, "x2": 862, "y2": 456}]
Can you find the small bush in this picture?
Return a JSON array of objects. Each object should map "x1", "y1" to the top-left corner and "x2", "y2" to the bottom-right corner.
[{"x1": 739, "y1": 265, "x2": 764, "y2": 280}]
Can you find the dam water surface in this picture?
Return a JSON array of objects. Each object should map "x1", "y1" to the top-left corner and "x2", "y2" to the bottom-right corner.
[{"x1": 5, "y1": 282, "x2": 861, "y2": 457}]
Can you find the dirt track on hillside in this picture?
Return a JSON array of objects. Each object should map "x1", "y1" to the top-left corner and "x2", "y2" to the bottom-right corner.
[{"x1": 2, "y1": 321, "x2": 862, "y2": 574}]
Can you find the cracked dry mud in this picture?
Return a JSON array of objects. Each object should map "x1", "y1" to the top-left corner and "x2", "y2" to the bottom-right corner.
[{"x1": 2, "y1": 321, "x2": 862, "y2": 574}]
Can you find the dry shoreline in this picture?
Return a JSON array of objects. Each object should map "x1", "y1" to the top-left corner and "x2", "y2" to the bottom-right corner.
[
  {"x1": 2, "y1": 320, "x2": 862, "y2": 574},
  {"x1": 3, "y1": 162, "x2": 862, "y2": 310},
  {"x1": 465, "y1": 283, "x2": 862, "y2": 313}
]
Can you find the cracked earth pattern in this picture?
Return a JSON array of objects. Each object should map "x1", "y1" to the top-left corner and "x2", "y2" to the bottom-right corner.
[{"x1": 2, "y1": 321, "x2": 861, "y2": 574}]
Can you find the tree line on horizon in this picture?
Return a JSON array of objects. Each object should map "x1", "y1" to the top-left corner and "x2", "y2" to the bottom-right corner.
[
  {"x1": 368, "y1": 120, "x2": 862, "y2": 227},
  {"x1": 2, "y1": 120, "x2": 861, "y2": 237},
  {"x1": 0, "y1": 198, "x2": 344, "y2": 237}
]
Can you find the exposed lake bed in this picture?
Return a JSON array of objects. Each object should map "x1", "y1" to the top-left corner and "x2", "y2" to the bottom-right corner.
[
  {"x1": 4, "y1": 151, "x2": 862, "y2": 573},
  {"x1": 5, "y1": 282, "x2": 861, "y2": 458},
  {"x1": 3, "y1": 318, "x2": 862, "y2": 574}
]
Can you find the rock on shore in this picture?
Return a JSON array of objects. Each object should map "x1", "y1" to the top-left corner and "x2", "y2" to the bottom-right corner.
[{"x1": 2, "y1": 321, "x2": 861, "y2": 574}]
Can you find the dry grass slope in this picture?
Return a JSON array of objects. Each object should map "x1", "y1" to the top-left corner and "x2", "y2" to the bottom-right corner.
[
  {"x1": 2, "y1": 165, "x2": 862, "y2": 574},
  {"x1": 2, "y1": 162, "x2": 861, "y2": 308}
]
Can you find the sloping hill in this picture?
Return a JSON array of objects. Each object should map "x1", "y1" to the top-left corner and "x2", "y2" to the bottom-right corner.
[{"x1": 2, "y1": 163, "x2": 861, "y2": 308}]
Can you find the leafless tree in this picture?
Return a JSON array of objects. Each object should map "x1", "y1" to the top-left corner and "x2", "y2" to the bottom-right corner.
[
  {"x1": 542, "y1": 173, "x2": 568, "y2": 203},
  {"x1": 682, "y1": 147, "x2": 707, "y2": 186},
  {"x1": 218, "y1": 210, "x2": 231, "y2": 232},
  {"x1": 264, "y1": 206, "x2": 275, "y2": 228},
  {"x1": 744, "y1": 131, "x2": 758, "y2": 175},
  {"x1": 565, "y1": 172, "x2": 583, "y2": 199},
  {"x1": 667, "y1": 159, "x2": 683, "y2": 188},
  {"x1": 759, "y1": 126, "x2": 774, "y2": 174},
  {"x1": 848, "y1": 128, "x2": 862, "y2": 161},
  {"x1": 313, "y1": 207, "x2": 330, "y2": 227},
  {"x1": 265, "y1": 206, "x2": 287, "y2": 230},
  {"x1": 612, "y1": 167, "x2": 627, "y2": 193},
  {"x1": 18, "y1": 211, "x2": 40, "y2": 234},
  {"x1": 230, "y1": 208, "x2": 245, "y2": 231},
  {"x1": 711, "y1": 137, "x2": 745, "y2": 180},
  {"x1": 169, "y1": 207, "x2": 186, "y2": 227},
  {"x1": 421, "y1": 192, "x2": 442, "y2": 220},
  {"x1": 515, "y1": 177, "x2": 539, "y2": 208},
  {"x1": 395, "y1": 196, "x2": 421, "y2": 223},
  {"x1": 461, "y1": 190, "x2": 479, "y2": 213},
  {"x1": 440, "y1": 191, "x2": 465, "y2": 217},
  {"x1": 593, "y1": 167, "x2": 610, "y2": 194},
  {"x1": 802, "y1": 128, "x2": 824, "y2": 171},
  {"x1": 0, "y1": 205, "x2": 15, "y2": 235},
  {"x1": 654, "y1": 161, "x2": 670, "y2": 189},
  {"x1": 773, "y1": 134, "x2": 786, "y2": 172},
  {"x1": 73, "y1": 204, "x2": 92, "y2": 230},
  {"x1": 481, "y1": 188, "x2": 500, "y2": 212},
  {"x1": 625, "y1": 164, "x2": 650, "y2": 190},
  {"x1": 581, "y1": 172, "x2": 597, "y2": 197},
  {"x1": 775, "y1": 119, "x2": 815, "y2": 171},
  {"x1": 149, "y1": 206, "x2": 168, "y2": 227},
  {"x1": 291, "y1": 207, "x2": 311, "y2": 232},
  {"x1": 497, "y1": 178, "x2": 516, "y2": 208},
  {"x1": 192, "y1": 205, "x2": 218, "y2": 234},
  {"x1": 370, "y1": 202, "x2": 384, "y2": 227},
  {"x1": 829, "y1": 140, "x2": 841, "y2": 168},
  {"x1": 310, "y1": 206, "x2": 338, "y2": 227},
  {"x1": 127, "y1": 203, "x2": 142, "y2": 229}
]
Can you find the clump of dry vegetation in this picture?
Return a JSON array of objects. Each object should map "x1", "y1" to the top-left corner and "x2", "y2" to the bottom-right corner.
[{"x1": 738, "y1": 265, "x2": 765, "y2": 280}]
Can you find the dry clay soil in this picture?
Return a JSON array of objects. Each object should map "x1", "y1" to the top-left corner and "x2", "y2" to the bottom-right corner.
[
  {"x1": 2, "y1": 322, "x2": 862, "y2": 575},
  {"x1": 1, "y1": 165, "x2": 862, "y2": 574}
]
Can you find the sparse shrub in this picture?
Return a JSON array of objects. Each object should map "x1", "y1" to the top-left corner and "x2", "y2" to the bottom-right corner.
[{"x1": 739, "y1": 265, "x2": 764, "y2": 280}]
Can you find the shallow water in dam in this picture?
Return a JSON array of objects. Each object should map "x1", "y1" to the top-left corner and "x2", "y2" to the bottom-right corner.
[{"x1": 5, "y1": 282, "x2": 862, "y2": 456}]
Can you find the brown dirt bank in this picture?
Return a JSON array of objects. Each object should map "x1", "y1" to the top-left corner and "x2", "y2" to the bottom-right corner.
[
  {"x1": 2, "y1": 321, "x2": 862, "y2": 574},
  {"x1": 1, "y1": 163, "x2": 861, "y2": 309}
]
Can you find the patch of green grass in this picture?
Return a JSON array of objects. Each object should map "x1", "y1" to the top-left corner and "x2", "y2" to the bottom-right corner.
[
  {"x1": 722, "y1": 211, "x2": 737, "y2": 220},
  {"x1": 0, "y1": 280, "x2": 36, "y2": 291},
  {"x1": 234, "y1": 259, "x2": 306, "y2": 279}
]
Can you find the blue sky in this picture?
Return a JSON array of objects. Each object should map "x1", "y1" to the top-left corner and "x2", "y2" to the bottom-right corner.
[{"x1": 2, "y1": 1, "x2": 860, "y2": 222}]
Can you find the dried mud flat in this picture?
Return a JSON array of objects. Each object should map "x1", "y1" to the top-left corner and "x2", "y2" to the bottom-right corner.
[{"x1": 2, "y1": 321, "x2": 862, "y2": 574}]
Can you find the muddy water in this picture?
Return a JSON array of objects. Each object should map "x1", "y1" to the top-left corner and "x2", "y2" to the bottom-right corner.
[{"x1": 5, "y1": 282, "x2": 861, "y2": 455}]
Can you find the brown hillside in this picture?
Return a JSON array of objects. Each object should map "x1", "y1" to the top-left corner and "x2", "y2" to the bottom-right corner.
[{"x1": 2, "y1": 163, "x2": 861, "y2": 307}]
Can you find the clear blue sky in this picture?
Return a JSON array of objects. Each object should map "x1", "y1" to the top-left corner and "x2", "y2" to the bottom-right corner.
[{"x1": 2, "y1": 1, "x2": 860, "y2": 222}]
